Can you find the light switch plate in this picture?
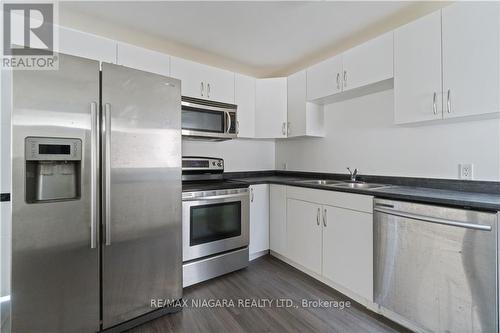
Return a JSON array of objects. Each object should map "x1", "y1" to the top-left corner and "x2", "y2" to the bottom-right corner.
[{"x1": 459, "y1": 163, "x2": 473, "y2": 180}]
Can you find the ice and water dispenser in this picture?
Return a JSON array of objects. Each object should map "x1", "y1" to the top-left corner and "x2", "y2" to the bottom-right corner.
[{"x1": 25, "y1": 137, "x2": 82, "y2": 203}]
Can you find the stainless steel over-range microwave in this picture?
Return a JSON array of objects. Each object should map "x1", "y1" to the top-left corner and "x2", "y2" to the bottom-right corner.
[{"x1": 181, "y1": 96, "x2": 237, "y2": 140}]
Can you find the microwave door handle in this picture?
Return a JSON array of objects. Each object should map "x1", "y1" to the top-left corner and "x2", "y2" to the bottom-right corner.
[{"x1": 225, "y1": 111, "x2": 232, "y2": 133}]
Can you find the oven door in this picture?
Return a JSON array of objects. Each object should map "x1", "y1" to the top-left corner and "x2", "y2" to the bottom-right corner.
[{"x1": 182, "y1": 190, "x2": 249, "y2": 261}]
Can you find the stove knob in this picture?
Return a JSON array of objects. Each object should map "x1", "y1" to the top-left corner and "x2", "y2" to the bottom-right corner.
[{"x1": 217, "y1": 162, "x2": 222, "y2": 167}]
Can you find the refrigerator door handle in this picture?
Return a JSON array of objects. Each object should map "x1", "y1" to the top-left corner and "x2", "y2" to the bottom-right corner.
[
  {"x1": 90, "y1": 101, "x2": 98, "y2": 249},
  {"x1": 104, "y1": 103, "x2": 112, "y2": 246}
]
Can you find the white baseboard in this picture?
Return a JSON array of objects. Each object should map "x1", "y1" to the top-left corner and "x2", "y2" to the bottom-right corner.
[{"x1": 249, "y1": 249, "x2": 269, "y2": 261}]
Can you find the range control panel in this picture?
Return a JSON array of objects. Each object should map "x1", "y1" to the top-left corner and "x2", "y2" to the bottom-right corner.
[{"x1": 182, "y1": 157, "x2": 224, "y2": 172}]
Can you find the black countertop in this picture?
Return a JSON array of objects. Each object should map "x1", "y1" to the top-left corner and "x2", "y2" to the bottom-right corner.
[{"x1": 231, "y1": 174, "x2": 500, "y2": 211}]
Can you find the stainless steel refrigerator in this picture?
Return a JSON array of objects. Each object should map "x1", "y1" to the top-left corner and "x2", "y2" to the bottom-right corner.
[{"x1": 10, "y1": 53, "x2": 182, "y2": 332}]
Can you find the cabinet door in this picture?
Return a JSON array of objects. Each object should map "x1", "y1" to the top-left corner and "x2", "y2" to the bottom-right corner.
[
  {"x1": 204, "y1": 67, "x2": 235, "y2": 104},
  {"x1": 394, "y1": 11, "x2": 442, "y2": 124},
  {"x1": 322, "y1": 206, "x2": 373, "y2": 301},
  {"x1": 58, "y1": 27, "x2": 116, "y2": 63},
  {"x1": 249, "y1": 185, "x2": 270, "y2": 259},
  {"x1": 116, "y1": 43, "x2": 170, "y2": 77},
  {"x1": 235, "y1": 74, "x2": 255, "y2": 138},
  {"x1": 269, "y1": 185, "x2": 286, "y2": 256},
  {"x1": 306, "y1": 55, "x2": 342, "y2": 101},
  {"x1": 170, "y1": 57, "x2": 206, "y2": 99},
  {"x1": 255, "y1": 78, "x2": 287, "y2": 138},
  {"x1": 286, "y1": 199, "x2": 322, "y2": 275},
  {"x1": 442, "y1": 2, "x2": 500, "y2": 119},
  {"x1": 342, "y1": 32, "x2": 393, "y2": 91},
  {"x1": 287, "y1": 70, "x2": 306, "y2": 137}
]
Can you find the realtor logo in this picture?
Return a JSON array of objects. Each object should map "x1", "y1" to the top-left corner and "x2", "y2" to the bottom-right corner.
[
  {"x1": 2, "y1": 2, "x2": 58, "y2": 69},
  {"x1": 3, "y1": 3, "x2": 53, "y2": 55}
]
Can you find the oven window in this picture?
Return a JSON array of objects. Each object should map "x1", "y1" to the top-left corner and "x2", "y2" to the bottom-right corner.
[
  {"x1": 190, "y1": 201, "x2": 241, "y2": 246},
  {"x1": 182, "y1": 108, "x2": 225, "y2": 133}
]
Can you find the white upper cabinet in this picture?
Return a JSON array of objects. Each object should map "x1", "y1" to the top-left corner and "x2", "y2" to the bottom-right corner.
[
  {"x1": 255, "y1": 77, "x2": 287, "y2": 138},
  {"x1": 306, "y1": 55, "x2": 343, "y2": 101},
  {"x1": 442, "y1": 2, "x2": 500, "y2": 119},
  {"x1": 234, "y1": 74, "x2": 256, "y2": 138},
  {"x1": 170, "y1": 57, "x2": 235, "y2": 104},
  {"x1": 287, "y1": 70, "x2": 324, "y2": 137},
  {"x1": 342, "y1": 32, "x2": 393, "y2": 91},
  {"x1": 116, "y1": 43, "x2": 170, "y2": 76},
  {"x1": 394, "y1": 11, "x2": 443, "y2": 124},
  {"x1": 58, "y1": 27, "x2": 117, "y2": 63}
]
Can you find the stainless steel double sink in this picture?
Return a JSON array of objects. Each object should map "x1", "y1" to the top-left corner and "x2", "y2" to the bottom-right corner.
[{"x1": 295, "y1": 179, "x2": 389, "y2": 190}]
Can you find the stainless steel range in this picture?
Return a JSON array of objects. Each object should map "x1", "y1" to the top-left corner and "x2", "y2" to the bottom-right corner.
[{"x1": 182, "y1": 157, "x2": 249, "y2": 287}]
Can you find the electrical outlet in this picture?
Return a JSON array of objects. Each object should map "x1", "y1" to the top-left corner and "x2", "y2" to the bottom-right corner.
[
  {"x1": 282, "y1": 163, "x2": 288, "y2": 170},
  {"x1": 459, "y1": 163, "x2": 473, "y2": 180}
]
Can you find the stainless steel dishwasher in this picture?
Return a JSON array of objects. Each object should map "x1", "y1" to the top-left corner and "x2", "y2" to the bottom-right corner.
[{"x1": 374, "y1": 198, "x2": 498, "y2": 333}]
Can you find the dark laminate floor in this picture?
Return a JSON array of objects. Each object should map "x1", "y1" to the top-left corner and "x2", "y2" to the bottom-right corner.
[{"x1": 128, "y1": 255, "x2": 410, "y2": 333}]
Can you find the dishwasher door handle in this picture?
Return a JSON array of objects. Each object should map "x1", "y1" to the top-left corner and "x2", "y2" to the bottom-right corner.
[{"x1": 374, "y1": 207, "x2": 492, "y2": 231}]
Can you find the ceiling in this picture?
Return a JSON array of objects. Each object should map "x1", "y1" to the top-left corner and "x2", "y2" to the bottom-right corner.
[{"x1": 60, "y1": 1, "x2": 446, "y2": 77}]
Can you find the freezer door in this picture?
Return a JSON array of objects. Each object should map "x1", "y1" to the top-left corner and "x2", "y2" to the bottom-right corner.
[
  {"x1": 11, "y1": 54, "x2": 100, "y2": 332},
  {"x1": 101, "y1": 63, "x2": 182, "y2": 328}
]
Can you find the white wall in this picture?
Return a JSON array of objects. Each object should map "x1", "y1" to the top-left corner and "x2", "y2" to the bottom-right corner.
[
  {"x1": 276, "y1": 89, "x2": 500, "y2": 181},
  {"x1": 183, "y1": 138, "x2": 275, "y2": 172}
]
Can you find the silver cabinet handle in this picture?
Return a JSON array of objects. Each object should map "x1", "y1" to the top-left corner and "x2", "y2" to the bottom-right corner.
[
  {"x1": 200, "y1": 82, "x2": 204, "y2": 97},
  {"x1": 90, "y1": 102, "x2": 98, "y2": 249},
  {"x1": 374, "y1": 207, "x2": 492, "y2": 231},
  {"x1": 287, "y1": 122, "x2": 290, "y2": 135},
  {"x1": 103, "y1": 103, "x2": 112, "y2": 246},
  {"x1": 207, "y1": 83, "x2": 211, "y2": 98},
  {"x1": 250, "y1": 188, "x2": 254, "y2": 202},
  {"x1": 225, "y1": 111, "x2": 232, "y2": 133},
  {"x1": 343, "y1": 70, "x2": 347, "y2": 88},
  {"x1": 433, "y1": 92, "x2": 437, "y2": 115},
  {"x1": 447, "y1": 89, "x2": 451, "y2": 113},
  {"x1": 282, "y1": 122, "x2": 286, "y2": 136},
  {"x1": 323, "y1": 208, "x2": 327, "y2": 227},
  {"x1": 336, "y1": 73, "x2": 340, "y2": 90},
  {"x1": 316, "y1": 208, "x2": 321, "y2": 226}
]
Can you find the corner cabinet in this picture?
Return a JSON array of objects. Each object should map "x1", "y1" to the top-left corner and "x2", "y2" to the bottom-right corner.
[
  {"x1": 249, "y1": 185, "x2": 270, "y2": 260},
  {"x1": 255, "y1": 78, "x2": 287, "y2": 138},
  {"x1": 170, "y1": 56, "x2": 235, "y2": 104},
  {"x1": 395, "y1": 2, "x2": 500, "y2": 124},
  {"x1": 287, "y1": 70, "x2": 324, "y2": 138}
]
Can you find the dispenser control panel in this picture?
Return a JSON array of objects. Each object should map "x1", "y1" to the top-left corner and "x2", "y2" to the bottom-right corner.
[{"x1": 25, "y1": 137, "x2": 82, "y2": 161}]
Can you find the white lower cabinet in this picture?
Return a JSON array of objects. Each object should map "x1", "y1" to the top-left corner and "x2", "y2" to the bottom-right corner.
[
  {"x1": 269, "y1": 185, "x2": 287, "y2": 256},
  {"x1": 249, "y1": 185, "x2": 269, "y2": 260},
  {"x1": 274, "y1": 186, "x2": 374, "y2": 305},
  {"x1": 286, "y1": 198, "x2": 322, "y2": 275},
  {"x1": 322, "y1": 205, "x2": 373, "y2": 301}
]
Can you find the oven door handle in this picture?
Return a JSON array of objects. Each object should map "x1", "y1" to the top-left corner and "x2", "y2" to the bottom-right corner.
[{"x1": 183, "y1": 192, "x2": 248, "y2": 201}]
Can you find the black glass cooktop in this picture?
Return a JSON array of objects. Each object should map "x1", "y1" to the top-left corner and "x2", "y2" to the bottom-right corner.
[{"x1": 182, "y1": 179, "x2": 249, "y2": 192}]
